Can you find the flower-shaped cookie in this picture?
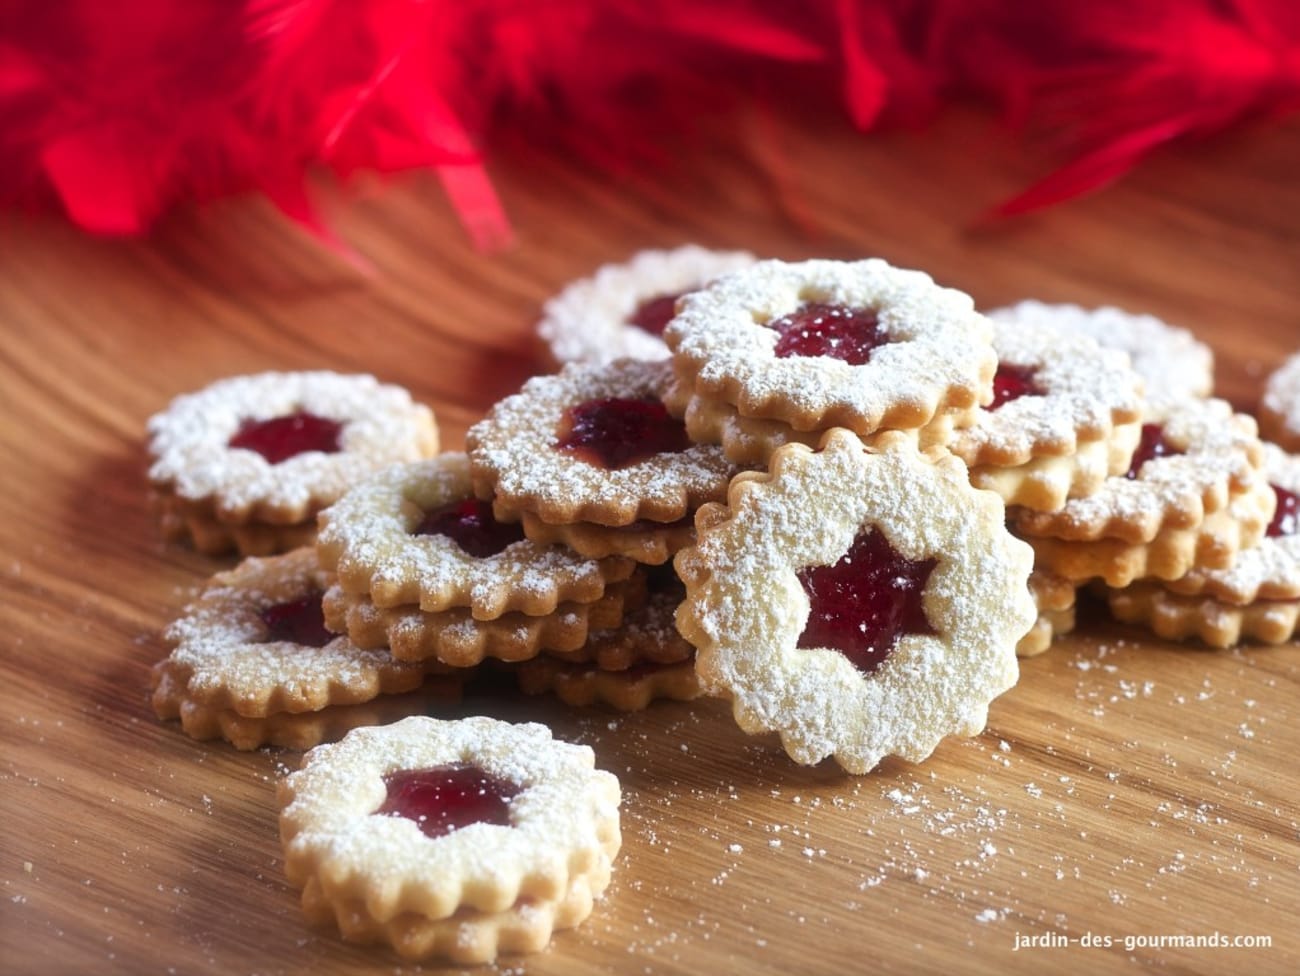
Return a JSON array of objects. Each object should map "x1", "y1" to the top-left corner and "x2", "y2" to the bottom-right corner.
[
  {"x1": 278, "y1": 716, "x2": 621, "y2": 934},
  {"x1": 316, "y1": 453, "x2": 635, "y2": 617},
  {"x1": 664, "y1": 258, "x2": 996, "y2": 436},
  {"x1": 467, "y1": 359, "x2": 736, "y2": 526},
  {"x1": 675, "y1": 429, "x2": 1036, "y2": 773},
  {"x1": 1260, "y1": 351, "x2": 1300, "y2": 452},
  {"x1": 947, "y1": 317, "x2": 1145, "y2": 511},
  {"x1": 988, "y1": 301, "x2": 1214, "y2": 401},
  {"x1": 158, "y1": 547, "x2": 428, "y2": 718},
  {"x1": 536, "y1": 245, "x2": 756, "y2": 367},
  {"x1": 147, "y1": 371, "x2": 438, "y2": 554}
]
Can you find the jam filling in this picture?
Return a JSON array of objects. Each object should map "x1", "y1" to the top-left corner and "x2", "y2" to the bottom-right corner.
[
  {"x1": 228, "y1": 411, "x2": 342, "y2": 464},
  {"x1": 556, "y1": 397, "x2": 691, "y2": 469},
  {"x1": 796, "y1": 530, "x2": 937, "y2": 675},
  {"x1": 414, "y1": 498, "x2": 524, "y2": 558},
  {"x1": 988, "y1": 363, "x2": 1044, "y2": 410},
  {"x1": 770, "y1": 302, "x2": 887, "y2": 365},
  {"x1": 1125, "y1": 423, "x2": 1183, "y2": 479},
  {"x1": 377, "y1": 764, "x2": 520, "y2": 840},
  {"x1": 1267, "y1": 484, "x2": 1299, "y2": 538},
  {"x1": 259, "y1": 593, "x2": 332, "y2": 647},
  {"x1": 628, "y1": 291, "x2": 684, "y2": 337}
]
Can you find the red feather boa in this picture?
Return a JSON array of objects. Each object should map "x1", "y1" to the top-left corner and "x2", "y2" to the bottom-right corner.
[{"x1": 2, "y1": 0, "x2": 1297, "y2": 245}]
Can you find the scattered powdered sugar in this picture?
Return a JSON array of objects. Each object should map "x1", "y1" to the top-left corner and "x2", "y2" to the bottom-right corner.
[
  {"x1": 536, "y1": 245, "x2": 756, "y2": 366},
  {"x1": 989, "y1": 300, "x2": 1214, "y2": 401}
]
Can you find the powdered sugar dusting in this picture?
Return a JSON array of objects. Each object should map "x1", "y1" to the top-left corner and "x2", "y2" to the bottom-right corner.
[
  {"x1": 316, "y1": 453, "x2": 633, "y2": 617},
  {"x1": 147, "y1": 371, "x2": 438, "y2": 521},
  {"x1": 947, "y1": 317, "x2": 1144, "y2": 466},
  {"x1": 675, "y1": 430, "x2": 1036, "y2": 773},
  {"x1": 537, "y1": 245, "x2": 757, "y2": 366},
  {"x1": 989, "y1": 300, "x2": 1214, "y2": 401},
  {"x1": 665, "y1": 258, "x2": 996, "y2": 430},
  {"x1": 467, "y1": 360, "x2": 736, "y2": 526},
  {"x1": 279, "y1": 715, "x2": 621, "y2": 921},
  {"x1": 1260, "y1": 350, "x2": 1300, "y2": 449}
]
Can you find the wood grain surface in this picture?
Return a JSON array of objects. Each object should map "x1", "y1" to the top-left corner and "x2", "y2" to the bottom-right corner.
[{"x1": 2, "y1": 104, "x2": 1299, "y2": 976}]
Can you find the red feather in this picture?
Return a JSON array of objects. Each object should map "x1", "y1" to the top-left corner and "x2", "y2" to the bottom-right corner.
[{"x1": 1, "y1": 1, "x2": 1297, "y2": 241}]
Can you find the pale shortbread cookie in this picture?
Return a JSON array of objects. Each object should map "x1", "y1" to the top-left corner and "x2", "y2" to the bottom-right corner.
[
  {"x1": 663, "y1": 374, "x2": 957, "y2": 466},
  {"x1": 1019, "y1": 474, "x2": 1275, "y2": 587},
  {"x1": 159, "y1": 548, "x2": 429, "y2": 718},
  {"x1": 516, "y1": 657, "x2": 701, "y2": 712},
  {"x1": 316, "y1": 453, "x2": 635, "y2": 617},
  {"x1": 1010, "y1": 396, "x2": 1265, "y2": 544},
  {"x1": 1162, "y1": 443, "x2": 1300, "y2": 602},
  {"x1": 664, "y1": 258, "x2": 996, "y2": 436},
  {"x1": 321, "y1": 576, "x2": 641, "y2": 666},
  {"x1": 1259, "y1": 352, "x2": 1300, "y2": 452},
  {"x1": 1016, "y1": 572, "x2": 1079, "y2": 658},
  {"x1": 1106, "y1": 583, "x2": 1300, "y2": 648},
  {"x1": 278, "y1": 716, "x2": 621, "y2": 925},
  {"x1": 147, "y1": 371, "x2": 438, "y2": 554},
  {"x1": 674, "y1": 429, "x2": 1036, "y2": 774},
  {"x1": 536, "y1": 245, "x2": 756, "y2": 367},
  {"x1": 946, "y1": 318, "x2": 1145, "y2": 511},
  {"x1": 153, "y1": 491, "x2": 318, "y2": 557},
  {"x1": 989, "y1": 301, "x2": 1214, "y2": 401},
  {"x1": 545, "y1": 572, "x2": 694, "y2": 670},
  {"x1": 299, "y1": 855, "x2": 612, "y2": 964},
  {"x1": 151, "y1": 660, "x2": 465, "y2": 751},
  {"x1": 467, "y1": 359, "x2": 736, "y2": 526},
  {"x1": 516, "y1": 508, "x2": 695, "y2": 565}
]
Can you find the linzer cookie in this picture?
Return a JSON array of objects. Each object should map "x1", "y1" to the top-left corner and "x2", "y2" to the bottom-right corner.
[
  {"x1": 278, "y1": 716, "x2": 621, "y2": 963},
  {"x1": 536, "y1": 245, "x2": 756, "y2": 368},
  {"x1": 675, "y1": 429, "x2": 1036, "y2": 774},
  {"x1": 516, "y1": 657, "x2": 701, "y2": 712},
  {"x1": 147, "y1": 371, "x2": 438, "y2": 556},
  {"x1": 152, "y1": 659, "x2": 465, "y2": 751},
  {"x1": 1105, "y1": 443, "x2": 1300, "y2": 648},
  {"x1": 316, "y1": 453, "x2": 635, "y2": 617},
  {"x1": 989, "y1": 301, "x2": 1215, "y2": 401},
  {"x1": 156, "y1": 548, "x2": 430, "y2": 719},
  {"x1": 321, "y1": 573, "x2": 644, "y2": 666},
  {"x1": 467, "y1": 359, "x2": 737, "y2": 559},
  {"x1": 1009, "y1": 396, "x2": 1270, "y2": 586},
  {"x1": 1017, "y1": 571, "x2": 1079, "y2": 658},
  {"x1": 946, "y1": 317, "x2": 1145, "y2": 511},
  {"x1": 663, "y1": 258, "x2": 996, "y2": 449},
  {"x1": 1259, "y1": 351, "x2": 1300, "y2": 452}
]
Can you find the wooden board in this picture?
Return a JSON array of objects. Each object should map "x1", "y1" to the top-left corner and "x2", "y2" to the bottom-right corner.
[{"x1": 2, "y1": 104, "x2": 1298, "y2": 975}]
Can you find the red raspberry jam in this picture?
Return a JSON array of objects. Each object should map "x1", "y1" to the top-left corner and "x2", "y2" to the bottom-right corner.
[
  {"x1": 1125, "y1": 423, "x2": 1182, "y2": 479},
  {"x1": 1267, "y1": 484, "x2": 1299, "y2": 538},
  {"x1": 556, "y1": 397, "x2": 691, "y2": 469},
  {"x1": 770, "y1": 303, "x2": 887, "y2": 365},
  {"x1": 628, "y1": 292, "x2": 684, "y2": 337},
  {"x1": 415, "y1": 498, "x2": 524, "y2": 558},
  {"x1": 259, "y1": 593, "x2": 333, "y2": 647},
  {"x1": 796, "y1": 530, "x2": 937, "y2": 674},
  {"x1": 228, "y1": 411, "x2": 342, "y2": 464},
  {"x1": 989, "y1": 363, "x2": 1044, "y2": 410},
  {"x1": 378, "y1": 764, "x2": 520, "y2": 840}
]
